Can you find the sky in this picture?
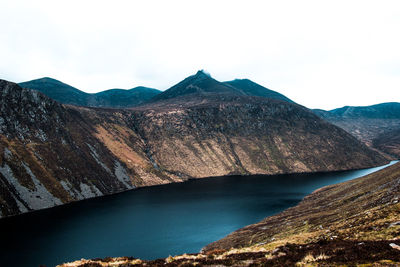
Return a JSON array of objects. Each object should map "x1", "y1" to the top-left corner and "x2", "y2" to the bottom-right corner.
[{"x1": 1, "y1": 0, "x2": 399, "y2": 110}]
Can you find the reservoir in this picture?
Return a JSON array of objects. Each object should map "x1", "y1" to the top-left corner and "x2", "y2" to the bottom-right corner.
[{"x1": 0, "y1": 162, "x2": 396, "y2": 267}]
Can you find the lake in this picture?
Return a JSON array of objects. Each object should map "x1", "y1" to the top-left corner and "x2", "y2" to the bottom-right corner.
[{"x1": 0, "y1": 161, "x2": 396, "y2": 267}]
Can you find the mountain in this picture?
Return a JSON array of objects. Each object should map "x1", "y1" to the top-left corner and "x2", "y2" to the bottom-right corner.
[
  {"x1": 224, "y1": 78, "x2": 294, "y2": 103},
  {"x1": 148, "y1": 70, "x2": 243, "y2": 103},
  {"x1": 0, "y1": 80, "x2": 169, "y2": 218},
  {"x1": 314, "y1": 103, "x2": 400, "y2": 157},
  {"x1": 317, "y1": 102, "x2": 400, "y2": 119},
  {"x1": 19, "y1": 77, "x2": 90, "y2": 106},
  {"x1": 59, "y1": 162, "x2": 400, "y2": 266},
  {"x1": 0, "y1": 78, "x2": 388, "y2": 218},
  {"x1": 89, "y1": 87, "x2": 161, "y2": 108},
  {"x1": 19, "y1": 77, "x2": 161, "y2": 108},
  {"x1": 149, "y1": 70, "x2": 294, "y2": 104}
]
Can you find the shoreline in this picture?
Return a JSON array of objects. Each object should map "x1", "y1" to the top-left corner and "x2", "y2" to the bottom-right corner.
[{"x1": 1, "y1": 160, "x2": 395, "y2": 222}]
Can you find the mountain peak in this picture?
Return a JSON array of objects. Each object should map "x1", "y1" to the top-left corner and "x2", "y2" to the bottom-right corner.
[
  {"x1": 148, "y1": 71, "x2": 242, "y2": 103},
  {"x1": 195, "y1": 69, "x2": 211, "y2": 77}
]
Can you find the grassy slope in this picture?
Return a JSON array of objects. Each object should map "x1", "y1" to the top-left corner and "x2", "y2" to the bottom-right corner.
[{"x1": 60, "y1": 162, "x2": 400, "y2": 266}]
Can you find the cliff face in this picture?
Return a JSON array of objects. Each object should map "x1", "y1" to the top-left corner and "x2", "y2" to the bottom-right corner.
[
  {"x1": 132, "y1": 95, "x2": 386, "y2": 179},
  {"x1": 0, "y1": 80, "x2": 168, "y2": 218},
  {"x1": 0, "y1": 78, "x2": 388, "y2": 218}
]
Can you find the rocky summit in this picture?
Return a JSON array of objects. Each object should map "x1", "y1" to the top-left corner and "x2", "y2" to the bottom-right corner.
[{"x1": 0, "y1": 73, "x2": 388, "y2": 218}]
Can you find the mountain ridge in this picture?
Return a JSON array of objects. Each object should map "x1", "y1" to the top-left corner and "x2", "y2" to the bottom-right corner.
[
  {"x1": 313, "y1": 102, "x2": 400, "y2": 157},
  {"x1": 147, "y1": 70, "x2": 295, "y2": 105},
  {"x1": 19, "y1": 77, "x2": 161, "y2": 108}
]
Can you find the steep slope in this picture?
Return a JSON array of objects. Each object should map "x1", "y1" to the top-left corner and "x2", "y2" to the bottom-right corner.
[
  {"x1": 373, "y1": 128, "x2": 400, "y2": 157},
  {"x1": 133, "y1": 95, "x2": 386, "y2": 179},
  {"x1": 19, "y1": 77, "x2": 161, "y2": 108},
  {"x1": 0, "y1": 80, "x2": 173, "y2": 218},
  {"x1": 199, "y1": 162, "x2": 400, "y2": 265},
  {"x1": 224, "y1": 78, "x2": 294, "y2": 103},
  {"x1": 59, "y1": 162, "x2": 400, "y2": 267},
  {"x1": 314, "y1": 103, "x2": 400, "y2": 156},
  {"x1": 0, "y1": 77, "x2": 389, "y2": 218}
]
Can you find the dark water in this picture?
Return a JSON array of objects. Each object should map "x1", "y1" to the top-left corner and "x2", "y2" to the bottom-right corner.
[{"x1": 0, "y1": 162, "x2": 396, "y2": 267}]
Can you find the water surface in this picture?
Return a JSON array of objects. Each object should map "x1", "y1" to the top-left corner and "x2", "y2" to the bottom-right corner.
[{"x1": 0, "y1": 162, "x2": 396, "y2": 267}]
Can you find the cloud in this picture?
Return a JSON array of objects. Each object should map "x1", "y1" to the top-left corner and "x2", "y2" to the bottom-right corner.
[{"x1": 1, "y1": 0, "x2": 399, "y2": 109}]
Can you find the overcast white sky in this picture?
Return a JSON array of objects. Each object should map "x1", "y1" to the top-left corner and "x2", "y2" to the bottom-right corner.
[{"x1": 1, "y1": 0, "x2": 399, "y2": 109}]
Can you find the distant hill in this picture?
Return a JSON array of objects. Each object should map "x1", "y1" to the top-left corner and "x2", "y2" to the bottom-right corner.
[
  {"x1": 20, "y1": 72, "x2": 295, "y2": 108},
  {"x1": 314, "y1": 102, "x2": 400, "y2": 158},
  {"x1": 19, "y1": 77, "x2": 160, "y2": 108},
  {"x1": 149, "y1": 70, "x2": 294, "y2": 104},
  {"x1": 19, "y1": 77, "x2": 90, "y2": 106},
  {"x1": 148, "y1": 70, "x2": 243, "y2": 103},
  {"x1": 314, "y1": 102, "x2": 400, "y2": 120},
  {"x1": 224, "y1": 78, "x2": 294, "y2": 103},
  {"x1": 89, "y1": 87, "x2": 161, "y2": 108}
]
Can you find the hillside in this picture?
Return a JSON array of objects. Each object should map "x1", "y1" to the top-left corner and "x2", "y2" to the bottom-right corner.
[
  {"x1": 133, "y1": 95, "x2": 386, "y2": 179},
  {"x1": 224, "y1": 78, "x2": 294, "y2": 103},
  {"x1": 0, "y1": 80, "x2": 172, "y2": 218},
  {"x1": 0, "y1": 77, "x2": 388, "y2": 218},
  {"x1": 91, "y1": 87, "x2": 160, "y2": 108},
  {"x1": 373, "y1": 128, "x2": 400, "y2": 157},
  {"x1": 19, "y1": 77, "x2": 90, "y2": 106},
  {"x1": 149, "y1": 71, "x2": 295, "y2": 104},
  {"x1": 58, "y1": 161, "x2": 400, "y2": 266},
  {"x1": 148, "y1": 70, "x2": 243, "y2": 103},
  {"x1": 19, "y1": 77, "x2": 160, "y2": 108},
  {"x1": 314, "y1": 103, "x2": 400, "y2": 157}
]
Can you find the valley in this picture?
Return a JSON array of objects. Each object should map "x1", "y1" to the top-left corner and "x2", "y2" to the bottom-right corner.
[
  {"x1": 0, "y1": 71, "x2": 399, "y2": 267},
  {"x1": 0, "y1": 71, "x2": 389, "y2": 218}
]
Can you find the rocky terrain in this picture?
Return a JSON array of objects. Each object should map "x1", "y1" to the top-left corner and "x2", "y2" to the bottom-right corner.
[
  {"x1": 19, "y1": 77, "x2": 161, "y2": 108},
  {"x1": 0, "y1": 80, "x2": 172, "y2": 218},
  {"x1": 59, "y1": 161, "x2": 400, "y2": 266},
  {"x1": 0, "y1": 72, "x2": 389, "y2": 218},
  {"x1": 314, "y1": 103, "x2": 400, "y2": 158},
  {"x1": 374, "y1": 128, "x2": 400, "y2": 157}
]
